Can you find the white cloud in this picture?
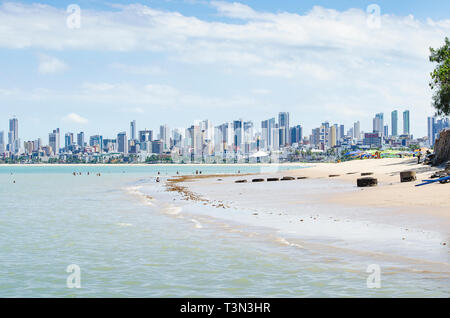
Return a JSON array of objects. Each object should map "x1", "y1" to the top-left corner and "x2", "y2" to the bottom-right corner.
[
  {"x1": 62, "y1": 113, "x2": 88, "y2": 124},
  {"x1": 252, "y1": 89, "x2": 271, "y2": 95},
  {"x1": 37, "y1": 54, "x2": 68, "y2": 73},
  {"x1": 109, "y1": 63, "x2": 166, "y2": 75},
  {"x1": 1, "y1": 2, "x2": 449, "y2": 136}
]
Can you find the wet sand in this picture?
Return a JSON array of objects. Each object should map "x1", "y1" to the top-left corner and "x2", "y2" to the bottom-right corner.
[{"x1": 161, "y1": 158, "x2": 449, "y2": 270}]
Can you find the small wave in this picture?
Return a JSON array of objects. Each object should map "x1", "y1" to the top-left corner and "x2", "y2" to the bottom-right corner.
[
  {"x1": 124, "y1": 186, "x2": 143, "y2": 195},
  {"x1": 124, "y1": 186, "x2": 154, "y2": 205},
  {"x1": 275, "y1": 237, "x2": 304, "y2": 249},
  {"x1": 161, "y1": 205, "x2": 182, "y2": 215},
  {"x1": 116, "y1": 223, "x2": 133, "y2": 227},
  {"x1": 191, "y1": 219, "x2": 203, "y2": 229}
]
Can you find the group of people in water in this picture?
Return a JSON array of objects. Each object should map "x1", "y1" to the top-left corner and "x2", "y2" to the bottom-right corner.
[
  {"x1": 72, "y1": 172, "x2": 101, "y2": 176},
  {"x1": 67, "y1": 168, "x2": 242, "y2": 183}
]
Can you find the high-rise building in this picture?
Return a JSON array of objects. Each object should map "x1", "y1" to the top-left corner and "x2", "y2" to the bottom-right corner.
[
  {"x1": 117, "y1": 132, "x2": 128, "y2": 154},
  {"x1": 8, "y1": 117, "x2": 19, "y2": 153},
  {"x1": 187, "y1": 124, "x2": 202, "y2": 157},
  {"x1": 89, "y1": 135, "x2": 103, "y2": 148},
  {"x1": 391, "y1": 110, "x2": 398, "y2": 136},
  {"x1": 34, "y1": 138, "x2": 42, "y2": 152},
  {"x1": 233, "y1": 119, "x2": 243, "y2": 151},
  {"x1": 278, "y1": 112, "x2": 290, "y2": 146},
  {"x1": 353, "y1": 121, "x2": 360, "y2": 140},
  {"x1": 160, "y1": 125, "x2": 171, "y2": 151},
  {"x1": 49, "y1": 128, "x2": 60, "y2": 155},
  {"x1": 172, "y1": 128, "x2": 183, "y2": 148},
  {"x1": 330, "y1": 125, "x2": 337, "y2": 147},
  {"x1": 384, "y1": 125, "x2": 389, "y2": 138},
  {"x1": 130, "y1": 120, "x2": 136, "y2": 141},
  {"x1": 311, "y1": 127, "x2": 320, "y2": 147},
  {"x1": 65, "y1": 133, "x2": 74, "y2": 151},
  {"x1": 290, "y1": 125, "x2": 302, "y2": 144},
  {"x1": 0, "y1": 131, "x2": 4, "y2": 154},
  {"x1": 373, "y1": 113, "x2": 384, "y2": 136},
  {"x1": 427, "y1": 117, "x2": 435, "y2": 146},
  {"x1": 319, "y1": 122, "x2": 330, "y2": 149},
  {"x1": 429, "y1": 116, "x2": 450, "y2": 147},
  {"x1": 77, "y1": 132, "x2": 85, "y2": 149},
  {"x1": 138, "y1": 130, "x2": 153, "y2": 143},
  {"x1": 261, "y1": 118, "x2": 275, "y2": 150},
  {"x1": 339, "y1": 125, "x2": 345, "y2": 141},
  {"x1": 403, "y1": 110, "x2": 410, "y2": 135}
]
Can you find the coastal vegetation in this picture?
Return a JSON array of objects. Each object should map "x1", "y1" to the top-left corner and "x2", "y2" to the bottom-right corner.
[{"x1": 430, "y1": 37, "x2": 450, "y2": 116}]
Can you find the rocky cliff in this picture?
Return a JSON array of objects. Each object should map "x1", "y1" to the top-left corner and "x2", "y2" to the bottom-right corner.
[{"x1": 434, "y1": 129, "x2": 450, "y2": 165}]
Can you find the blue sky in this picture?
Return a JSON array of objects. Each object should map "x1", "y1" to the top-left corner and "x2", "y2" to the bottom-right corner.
[{"x1": 0, "y1": 0, "x2": 449, "y2": 141}]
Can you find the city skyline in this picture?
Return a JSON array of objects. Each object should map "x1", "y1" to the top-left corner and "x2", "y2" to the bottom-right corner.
[
  {"x1": 2, "y1": 109, "x2": 449, "y2": 163},
  {"x1": 1, "y1": 1, "x2": 450, "y2": 141}
]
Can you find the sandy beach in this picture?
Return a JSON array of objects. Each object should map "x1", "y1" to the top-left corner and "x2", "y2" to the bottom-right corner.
[
  {"x1": 290, "y1": 158, "x2": 450, "y2": 217},
  {"x1": 167, "y1": 157, "x2": 450, "y2": 217},
  {"x1": 159, "y1": 158, "x2": 449, "y2": 271}
]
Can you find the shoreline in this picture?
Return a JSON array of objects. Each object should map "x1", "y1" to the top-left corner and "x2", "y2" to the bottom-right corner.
[
  {"x1": 0, "y1": 163, "x2": 308, "y2": 167},
  {"x1": 155, "y1": 157, "x2": 449, "y2": 268},
  {"x1": 162, "y1": 158, "x2": 449, "y2": 215}
]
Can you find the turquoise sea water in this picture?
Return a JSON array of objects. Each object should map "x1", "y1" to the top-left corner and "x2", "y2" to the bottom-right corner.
[{"x1": 0, "y1": 165, "x2": 448, "y2": 297}]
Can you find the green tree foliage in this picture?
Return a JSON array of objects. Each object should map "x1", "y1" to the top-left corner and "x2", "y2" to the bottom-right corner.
[{"x1": 429, "y1": 37, "x2": 450, "y2": 116}]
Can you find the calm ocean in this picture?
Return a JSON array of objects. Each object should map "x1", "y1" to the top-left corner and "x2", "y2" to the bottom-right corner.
[{"x1": 0, "y1": 165, "x2": 448, "y2": 297}]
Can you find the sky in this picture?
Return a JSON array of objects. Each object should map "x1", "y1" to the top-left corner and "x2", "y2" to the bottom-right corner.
[{"x1": 0, "y1": 0, "x2": 449, "y2": 142}]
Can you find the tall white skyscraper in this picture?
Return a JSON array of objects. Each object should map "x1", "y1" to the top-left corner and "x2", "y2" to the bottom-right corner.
[
  {"x1": 261, "y1": 118, "x2": 275, "y2": 150},
  {"x1": 353, "y1": 121, "x2": 360, "y2": 140},
  {"x1": 130, "y1": 120, "x2": 136, "y2": 141},
  {"x1": 8, "y1": 117, "x2": 19, "y2": 153},
  {"x1": 373, "y1": 113, "x2": 384, "y2": 136},
  {"x1": 49, "y1": 128, "x2": 60, "y2": 155},
  {"x1": 160, "y1": 125, "x2": 171, "y2": 151}
]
